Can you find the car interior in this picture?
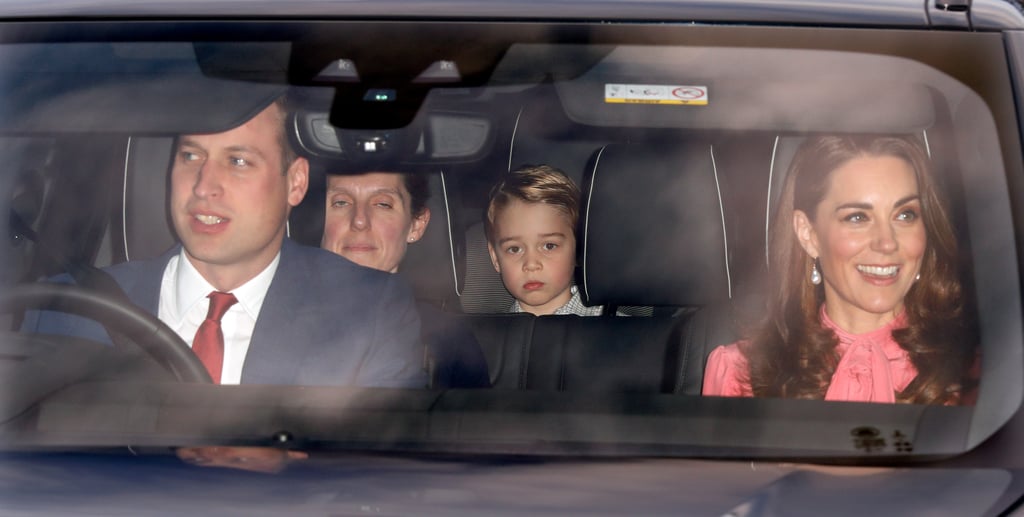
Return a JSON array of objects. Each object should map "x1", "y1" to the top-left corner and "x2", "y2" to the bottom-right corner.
[{"x1": 0, "y1": 21, "x2": 1022, "y2": 461}]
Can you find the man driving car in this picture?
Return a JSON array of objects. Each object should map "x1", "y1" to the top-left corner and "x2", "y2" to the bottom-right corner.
[{"x1": 23, "y1": 96, "x2": 428, "y2": 388}]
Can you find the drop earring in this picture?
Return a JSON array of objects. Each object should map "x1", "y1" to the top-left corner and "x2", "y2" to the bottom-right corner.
[{"x1": 810, "y1": 260, "x2": 822, "y2": 285}]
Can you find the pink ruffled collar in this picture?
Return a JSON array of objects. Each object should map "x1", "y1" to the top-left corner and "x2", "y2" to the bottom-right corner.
[
  {"x1": 820, "y1": 306, "x2": 914, "y2": 403},
  {"x1": 820, "y1": 306, "x2": 908, "y2": 360}
]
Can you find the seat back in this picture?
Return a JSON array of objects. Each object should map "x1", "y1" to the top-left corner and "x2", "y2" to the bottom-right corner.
[
  {"x1": 579, "y1": 141, "x2": 732, "y2": 307},
  {"x1": 398, "y1": 171, "x2": 463, "y2": 309},
  {"x1": 117, "y1": 137, "x2": 177, "y2": 263},
  {"x1": 523, "y1": 141, "x2": 737, "y2": 393},
  {"x1": 467, "y1": 313, "x2": 535, "y2": 389},
  {"x1": 460, "y1": 221, "x2": 514, "y2": 314},
  {"x1": 526, "y1": 316, "x2": 683, "y2": 392}
]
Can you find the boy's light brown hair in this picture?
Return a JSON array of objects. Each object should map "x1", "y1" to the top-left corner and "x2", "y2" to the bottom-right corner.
[{"x1": 484, "y1": 165, "x2": 581, "y2": 243}]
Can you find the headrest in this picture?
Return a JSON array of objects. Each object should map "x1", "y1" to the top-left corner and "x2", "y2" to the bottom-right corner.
[
  {"x1": 399, "y1": 172, "x2": 462, "y2": 308},
  {"x1": 121, "y1": 137, "x2": 177, "y2": 263},
  {"x1": 579, "y1": 142, "x2": 731, "y2": 307},
  {"x1": 763, "y1": 135, "x2": 804, "y2": 268},
  {"x1": 460, "y1": 221, "x2": 514, "y2": 314}
]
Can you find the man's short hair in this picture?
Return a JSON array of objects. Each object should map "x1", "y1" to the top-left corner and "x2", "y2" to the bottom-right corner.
[
  {"x1": 484, "y1": 164, "x2": 580, "y2": 243},
  {"x1": 270, "y1": 95, "x2": 298, "y2": 174}
]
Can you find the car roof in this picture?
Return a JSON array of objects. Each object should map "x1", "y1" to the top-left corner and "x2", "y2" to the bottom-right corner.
[{"x1": 0, "y1": 0, "x2": 1020, "y2": 30}]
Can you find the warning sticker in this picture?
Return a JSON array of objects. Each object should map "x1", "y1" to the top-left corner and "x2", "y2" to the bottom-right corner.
[{"x1": 605, "y1": 84, "x2": 708, "y2": 106}]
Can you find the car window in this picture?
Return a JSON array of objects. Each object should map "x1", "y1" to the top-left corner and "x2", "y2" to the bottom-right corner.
[{"x1": 1, "y1": 12, "x2": 1022, "y2": 465}]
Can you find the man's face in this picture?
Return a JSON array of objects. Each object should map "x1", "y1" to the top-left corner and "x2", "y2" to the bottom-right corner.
[{"x1": 169, "y1": 103, "x2": 308, "y2": 291}]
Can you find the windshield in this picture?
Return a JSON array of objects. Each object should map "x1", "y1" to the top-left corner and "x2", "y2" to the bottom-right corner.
[{"x1": 1, "y1": 19, "x2": 1021, "y2": 463}]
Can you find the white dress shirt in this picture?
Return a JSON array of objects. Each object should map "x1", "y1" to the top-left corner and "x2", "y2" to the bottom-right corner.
[
  {"x1": 157, "y1": 249, "x2": 279, "y2": 385},
  {"x1": 509, "y1": 285, "x2": 604, "y2": 316}
]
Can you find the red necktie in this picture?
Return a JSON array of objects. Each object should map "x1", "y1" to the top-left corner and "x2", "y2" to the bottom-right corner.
[{"x1": 192, "y1": 291, "x2": 237, "y2": 384}]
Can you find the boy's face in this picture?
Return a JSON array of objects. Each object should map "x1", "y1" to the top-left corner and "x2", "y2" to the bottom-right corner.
[{"x1": 488, "y1": 199, "x2": 576, "y2": 315}]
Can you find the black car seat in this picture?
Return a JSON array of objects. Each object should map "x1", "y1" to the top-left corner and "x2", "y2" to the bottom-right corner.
[
  {"x1": 578, "y1": 141, "x2": 732, "y2": 310},
  {"x1": 113, "y1": 137, "x2": 178, "y2": 264},
  {"x1": 523, "y1": 141, "x2": 738, "y2": 393}
]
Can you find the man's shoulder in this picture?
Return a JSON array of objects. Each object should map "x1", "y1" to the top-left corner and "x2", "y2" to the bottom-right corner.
[
  {"x1": 100, "y1": 248, "x2": 177, "y2": 286},
  {"x1": 104, "y1": 254, "x2": 168, "y2": 276},
  {"x1": 39, "y1": 248, "x2": 174, "y2": 289},
  {"x1": 278, "y1": 240, "x2": 401, "y2": 289}
]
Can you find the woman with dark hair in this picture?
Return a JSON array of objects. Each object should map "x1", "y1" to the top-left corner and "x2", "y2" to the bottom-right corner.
[
  {"x1": 321, "y1": 171, "x2": 431, "y2": 273},
  {"x1": 322, "y1": 171, "x2": 490, "y2": 389},
  {"x1": 703, "y1": 135, "x2": 974, "y2": 404}
]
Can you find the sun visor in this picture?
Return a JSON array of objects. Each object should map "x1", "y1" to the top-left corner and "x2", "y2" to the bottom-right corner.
[
  {"x1": 554, "y1": 46, "x2": 936, "y2": 132},
  {"x1": 0, "y1": 42, "x2": 287, "y2": 134}
]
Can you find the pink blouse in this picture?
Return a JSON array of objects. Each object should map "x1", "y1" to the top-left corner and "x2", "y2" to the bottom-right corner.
[{"x1": 702, "y1": 308, "x2": 916, "y2": 403}]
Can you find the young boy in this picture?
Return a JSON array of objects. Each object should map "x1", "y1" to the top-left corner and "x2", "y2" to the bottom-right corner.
[{"x1": 484, "y1": 165, "x2": 602, "y2": 316}]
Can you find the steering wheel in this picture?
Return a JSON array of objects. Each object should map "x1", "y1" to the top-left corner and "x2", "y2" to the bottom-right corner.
[{"x1": 1, "y1": 282, "x2": 211, "y2": 383}]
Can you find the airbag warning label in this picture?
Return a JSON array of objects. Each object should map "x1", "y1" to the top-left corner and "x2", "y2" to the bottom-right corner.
[{"x1": 604, "y1": 84, "x2": 708, "y2": 105}]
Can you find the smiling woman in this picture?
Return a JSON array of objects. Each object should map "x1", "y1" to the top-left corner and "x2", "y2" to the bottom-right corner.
[{"x1": 702, "y1": 135, "x2": 976, "y2": 404}]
